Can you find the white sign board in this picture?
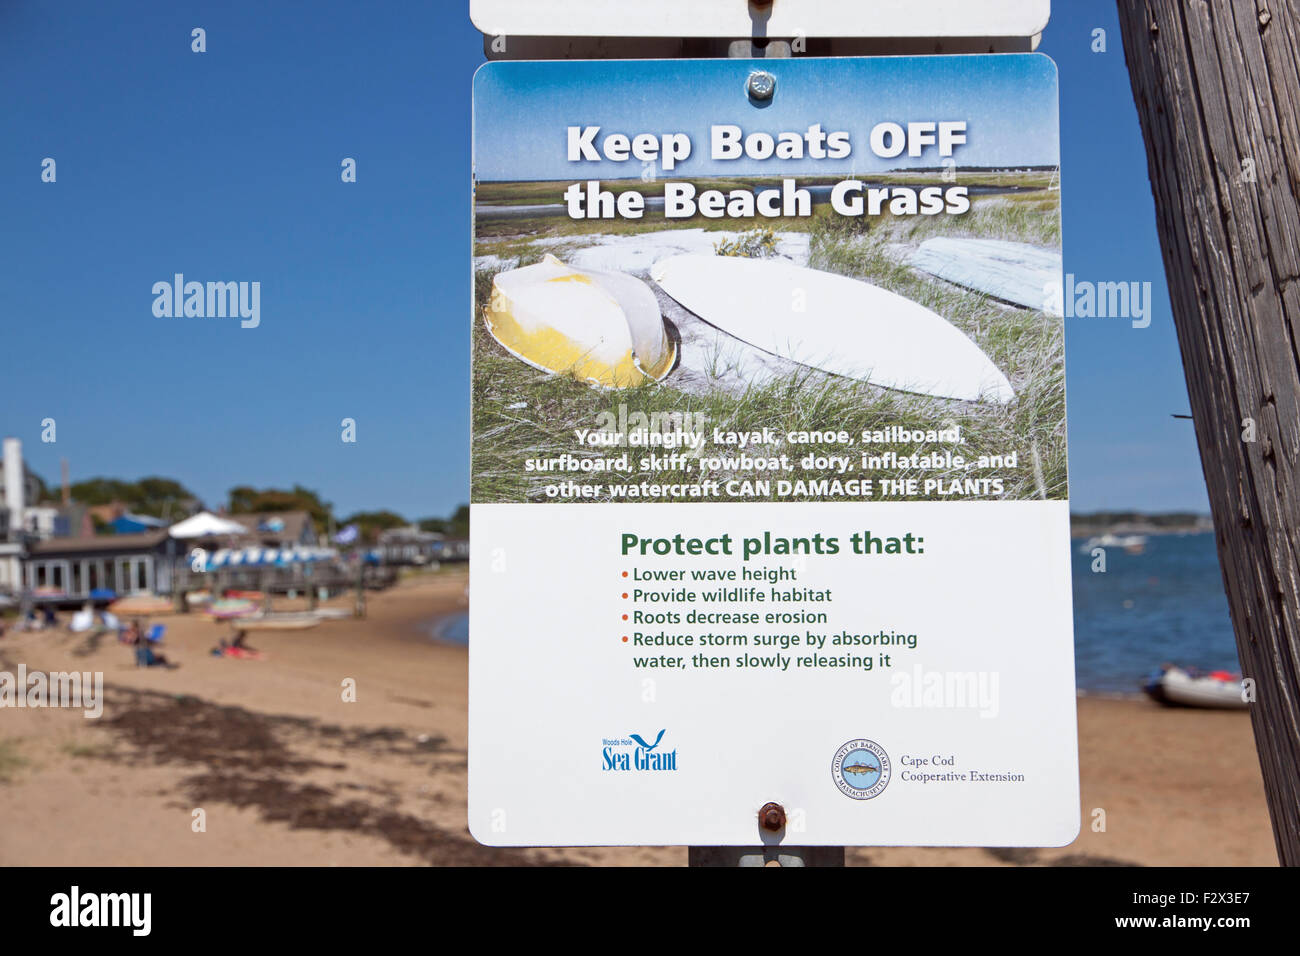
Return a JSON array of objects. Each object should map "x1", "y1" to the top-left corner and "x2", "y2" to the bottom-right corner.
[
  {"x1": 469, "y1": 55, "x2": 1077, "y2": 847},
  {"x1": 471, "y1": 0, "x2": 1050, "y2": 38}
]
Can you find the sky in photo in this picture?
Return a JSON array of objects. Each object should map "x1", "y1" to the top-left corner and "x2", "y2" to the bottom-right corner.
[{"x1": 475, "y1": 54, "x2": 1059, "y2": 180}]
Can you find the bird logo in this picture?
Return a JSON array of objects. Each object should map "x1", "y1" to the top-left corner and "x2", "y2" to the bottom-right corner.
[{"x1": 629, "y1": 729, "x2": 666, "y2": 751}]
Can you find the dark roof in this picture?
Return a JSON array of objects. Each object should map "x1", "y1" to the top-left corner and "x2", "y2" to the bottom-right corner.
[
  {"x1": 227, "y1": 512, "x2": 316, "y2": 542},
  {"x1": 29, "y1": 529, "x2": 170, "y2": 555}
]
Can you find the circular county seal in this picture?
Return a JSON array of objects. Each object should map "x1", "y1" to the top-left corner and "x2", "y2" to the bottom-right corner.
[{"x1": 832, "y1": 739, "x2": 891, "y2": 800}]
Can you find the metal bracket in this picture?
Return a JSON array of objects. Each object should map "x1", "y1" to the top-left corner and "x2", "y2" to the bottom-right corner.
[{"x1": 689, "y1": 846, "x2": 846, "y2": 867}]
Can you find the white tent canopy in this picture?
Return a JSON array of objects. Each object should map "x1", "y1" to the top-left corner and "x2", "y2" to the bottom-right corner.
[{"x1": 168, "y1": 511, "x2": 250, "y2": 539}]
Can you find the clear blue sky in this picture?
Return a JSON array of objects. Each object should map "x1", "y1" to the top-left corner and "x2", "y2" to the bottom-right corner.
[{"x1": 0, "y1": 1, "x2": 1205, "y2": 517}]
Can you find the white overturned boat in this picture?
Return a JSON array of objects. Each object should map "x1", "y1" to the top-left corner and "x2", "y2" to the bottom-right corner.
[
  {"x1": 910, "y1": 238, "x2": 1064, "y2": 315},
  {"x1": 236, "y1": 612, "x2": 324, "y2": 632},
  {"x1": 1081, "y1": 533, "x2": 1148, "y2": 554},
  {"x1": 1144, "y1": 666, "x2": 1247, "y2": 710},
  {"x1": 311, "y1": 607, "x2": 352, "y2": 620},
  {"x1": 652, "y1": 254, "x2": 1014, "y2": 403},
  {"x1": 484, "y1": 254, "x2": 675, "y2": 388}
]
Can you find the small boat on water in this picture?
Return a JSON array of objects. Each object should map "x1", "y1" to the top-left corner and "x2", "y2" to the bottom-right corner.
[
  {"x1": 1144, "y1": 665, "x2": 1247, "y2": 709},
  {"x1": 1081, "y1": 533, "x2": 1148, "y2": 554}
]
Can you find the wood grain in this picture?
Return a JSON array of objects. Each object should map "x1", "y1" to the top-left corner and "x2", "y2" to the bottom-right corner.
[{"x1": 1116, "y1": 0, "x2": 1300, "y2": 863}]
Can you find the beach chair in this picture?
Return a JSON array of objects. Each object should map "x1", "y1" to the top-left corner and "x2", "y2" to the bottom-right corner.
[{"x1": 146, "y1": 624, "x2": 166, "y2": 643}]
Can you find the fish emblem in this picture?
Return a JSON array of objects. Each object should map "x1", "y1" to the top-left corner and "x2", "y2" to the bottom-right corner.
[{"x1": 843, "y1": 762, "x2": 880, "y2": 776}]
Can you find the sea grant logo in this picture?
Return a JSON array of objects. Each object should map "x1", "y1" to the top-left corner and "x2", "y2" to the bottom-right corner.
[
  {"x1": 0, "y1": 666, "x2": 102, "y2": 718},
  {"x1": 602, "y1": 729, "x2": 678, "y2": 771},
  {"x1": 49, "y1": 886, "x2": 151, "y2": 936},
  {"x1": 151, "y1": 273, "x2": 261, "y2": 328}
]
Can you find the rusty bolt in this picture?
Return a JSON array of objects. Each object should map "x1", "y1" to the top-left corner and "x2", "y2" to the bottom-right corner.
[{"x1": 759, "y1": 802, "x2": 786, "y2": 832}]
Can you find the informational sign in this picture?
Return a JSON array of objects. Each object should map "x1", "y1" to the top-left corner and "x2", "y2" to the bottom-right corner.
[
  {"x1": 470, "y1": 0, "x2": 1051, "y2": 39},
  {"x1": 470, "y1": 55, "x2": 1076, "y2": 847}
]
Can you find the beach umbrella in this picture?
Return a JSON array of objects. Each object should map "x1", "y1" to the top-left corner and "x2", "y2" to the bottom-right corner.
[
  {"x1": 169, "y1": 511, "x2": 250, "y2": 539},
  {"x1": 108, "y1": 595, "x2": 173, "y2": 614},
  {"x1": 205, "y1": 598, "x2": 258, "y2": 620}
]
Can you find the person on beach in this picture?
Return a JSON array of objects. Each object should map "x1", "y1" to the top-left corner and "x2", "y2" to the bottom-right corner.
[
  {"x1": 136, "y1": 642, "x2": 176, "y2": 668},
  {"x1": 212, "y1": 629, "x2": 261, "y2": 660},
  {"x1": 120, "y1": 618, "x2": 141, "y2": 645},
  {"x1": 127, "y1": 618, "x2": 178, "y2": 668}
]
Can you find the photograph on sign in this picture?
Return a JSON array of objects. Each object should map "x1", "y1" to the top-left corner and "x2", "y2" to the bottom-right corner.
[{"x1": 470, "y1": 55, "x2": 1075, "y2": 847}]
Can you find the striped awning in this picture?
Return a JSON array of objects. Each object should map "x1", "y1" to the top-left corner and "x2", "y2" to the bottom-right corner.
[{"x1": 198, "y1": 546, "x2": 337, "y2": 571}]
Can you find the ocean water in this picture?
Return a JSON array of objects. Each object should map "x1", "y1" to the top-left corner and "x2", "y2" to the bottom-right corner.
[
  {"x1": 430, "y1": 532, "x2": 1242, "y2": 694},
  {"x1": 1072, "y1": 531, "x2": 1239, "y2": 693},
  {"x1": 428, "y1": 611, "x2": 469, "y2": 644}
]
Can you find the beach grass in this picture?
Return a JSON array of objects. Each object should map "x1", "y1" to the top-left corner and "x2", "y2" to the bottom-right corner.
[
  {"x1": 471, "y1": 322, "x2": 1066, "y2": 504},
  {"x1": 61, "y1": 741, "x2": 110, "y2": 759},
  {"x1": 472, "y1": 176, "x2": 1065, "y2": 504},
  {"x1": 0, "y1": 740, "x2": 27, "y2": 782},
  {"x1": 475, "y1": 170, "x2": 1057, "y2": 207}
]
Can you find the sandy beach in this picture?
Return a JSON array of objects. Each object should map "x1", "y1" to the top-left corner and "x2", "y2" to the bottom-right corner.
[{"x1": 0, "y1": 570, "x2": 1278, "y2": 866}]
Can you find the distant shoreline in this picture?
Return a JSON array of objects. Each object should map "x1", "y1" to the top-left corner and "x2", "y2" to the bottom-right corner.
[{"x1": 1069, "y1": 512, "x2": 1213, "y2": 539}]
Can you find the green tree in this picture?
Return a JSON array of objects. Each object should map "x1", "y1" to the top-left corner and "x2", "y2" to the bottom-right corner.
[
  {"x1": 69, "y1": 476, "x2": 196, "y2": 517},
  {"x1": 417, "y1": 504, "x2": 468, "y2": 538},
  {"x1": 227, "y1": 485, "x2": 332, "y2": 532},
  {"x1": 340, "y1": 510, "x2": 408, "y2": 545},
  {"x1": 447, "y1": 504, "x2": 469, "y2": 538}
]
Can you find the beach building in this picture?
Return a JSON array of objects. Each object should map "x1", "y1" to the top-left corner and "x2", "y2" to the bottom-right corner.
[
  {"x1": 109, "y1": 512, "x2": 169, "y2": 534},
  {"x1": 435, "y1": 538, "x2": 470, "y2": 562},
  {"x1": 228, "y1": 511, "x2": 319, "y2": 549},
  {"x1": 377, "y1": 526, "x2": 448, "y2": 565},
  {"x1": 23, "y1": 530, "x2": 180, "y2": 602},
  {"x1": 1, "y1": 437, "x2": 42, "y2": 595},
  {"x1": 24, "y1": 502, "x2": 93, "y2": 540}
]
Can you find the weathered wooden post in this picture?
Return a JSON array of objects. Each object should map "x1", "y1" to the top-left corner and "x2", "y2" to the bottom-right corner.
[
  {"x1": 354, "y1": 554, "x2": 366, "y2": 618},
  {"x1": 1116, "y1": 0, "x2": 1300, "y2": 863},
  {"x1": 172, "y1": 555, "x2": 185, "y2": 612}
]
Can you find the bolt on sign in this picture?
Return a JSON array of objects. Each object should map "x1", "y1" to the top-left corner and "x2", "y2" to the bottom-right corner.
[{"x1": 469, "y1": 51, "x2": 1076, "y2": 846}]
